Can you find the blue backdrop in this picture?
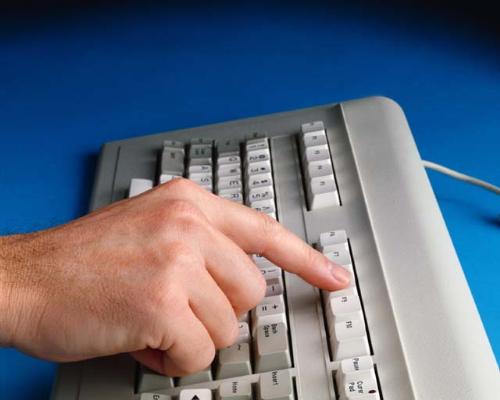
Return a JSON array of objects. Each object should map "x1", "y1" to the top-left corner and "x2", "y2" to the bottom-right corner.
[{"x1": 0, "y1": 1, "x2": 498, "y2": 399}]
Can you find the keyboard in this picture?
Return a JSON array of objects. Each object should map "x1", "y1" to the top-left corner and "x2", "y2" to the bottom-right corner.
[{"x1": 50, "y1": 97, "x2": 499, "y2": 400}]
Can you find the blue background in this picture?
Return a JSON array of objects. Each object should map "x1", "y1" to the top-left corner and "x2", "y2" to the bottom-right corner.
[{"x1": 0, "y1": 1, "x2": 498, "y2": 398}]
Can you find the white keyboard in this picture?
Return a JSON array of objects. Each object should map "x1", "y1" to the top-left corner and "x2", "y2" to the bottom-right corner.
[{"x1": 50, "y1": 97, "x2": 499, "y2": 400}]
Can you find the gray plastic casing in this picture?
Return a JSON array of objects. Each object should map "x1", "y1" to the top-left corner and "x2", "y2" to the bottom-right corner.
[{"x1": 50, "y1": 97, "x2": 499, "y2": 400}]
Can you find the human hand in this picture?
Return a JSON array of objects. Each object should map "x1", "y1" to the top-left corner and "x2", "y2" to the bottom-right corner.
[{"x1": 0, "y1": 178, "x2": 350, "y2": 376}]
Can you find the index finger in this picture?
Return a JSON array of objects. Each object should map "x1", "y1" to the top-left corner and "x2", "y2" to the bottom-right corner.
[
  {"x1": 160, "y1": 180, "x2": 351, "y2": 291},
  {"x1": 214, "y1": 199, "x2": 351, "y2": 291}
]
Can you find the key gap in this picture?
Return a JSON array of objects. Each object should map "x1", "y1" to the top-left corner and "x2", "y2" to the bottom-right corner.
[
  {"x1": 318, "y1": 288, "x2": 335, "y2": 363},
  {"x1": 347, "y1": 238, "x2": 375, "y2": 356},
  {"x1": 324, "y1": 130, "x2": 342, "y2": 206},
  {"x1": 373, "y1": 363, "x2": 385, "y2": 400},
  {"x1": 292, "y1": 376, "x2": 299, "y2": 400},
  {"x1": 267, "y1": 137, "x2": 279, "y2": 217},
  {"x1": 282, "y1": 270, "x2": 295, "y2": 369},
  {"x1": 294, "y1": 134, "x2": 313, "y2": 212}
]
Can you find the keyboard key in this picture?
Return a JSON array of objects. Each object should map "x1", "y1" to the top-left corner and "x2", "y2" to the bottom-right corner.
[
  {"x1": 247, "y1": 186, "x2": 274, "y2": 203},
  {"x1": 260, "y1": 266, "x2": 282, "y2": 280},
  {"x1": 247, "y1": 173, "x2": 273, "y2": 189},
  {"x1": 189, "y1": 173, "x2": 213, "y2": 187},
  {"x1": 301, "y1": 120, "x2": 325, "y2": 135},
  {"x1": 236, "y1": 322, "x2": 251, "y2": 344},
  {"x1": 303, "y1": 128, "x2": 327, "y2": 147},
  {"x1": 137, "y1": 366, "x2": 174, "y2": 392},
  {"x1": 260, "y1": 294, "x2": 285, "y2": 306},
  {"x1": 323, "y1": 286, "x2": 358, "y2": 305},
  {"x1": 258, "y1": 370, "x2": 294, "y2": 400},
  {"x1": 322, "y1": 242, "x2": 351, "y2": 264},
  {"x1": 216, "y1": 343, "x2": 252, "y2": 379},
  {"x1": 218, "y1": 380, "x2": 253, "y2": 400},
  {"x1": 247, "y1": 160, "x2": 272, "y2": 175},
  {"x1": 217, "y1": 139, "x2": 240, "y2": 156},
  {"x1": 337, "y1": 368, "x2": 380, "y2": 400},
  {"x1": 217, "y1": 176, "x2": 243, "y2": 191},
  {"x1": 129, "y1": 178, "x2": 153, "y2": 197},
  {"x1": 163, "y1": 139, "x2": 185, "y2": 152},
  {"x1": 161, "y1": 148, "x2": 185, "y2": 175},
  {"x1": 303, "y1": 144, "x2": 330, "y2": 163},
  {"x1": 246, "y1": 148, "x2": 270, "y2": 164},
  {"x1": 331, "y1": 318, "x2": 370, "y2": 361},
  {"x1": 338, "y1": 355, "x2": 374, "y2": 375},
  {"x1": 265, "y1": 276, "x2": 284, "y2": 297},
  {"x1": 251, "y1": 199, "x2": 276, "y2": 214},
  {"x1": 319, "y1": 230, "x2": 347, "y2": 247},
  {"x1": 252, "y1": 297, "x2": 287, "y2": 334},
  {"x1": 306, "y1": 159, "x2": 333, "y2": 179},
  {"x1": 308, "y1": 176, "x2": 339, "y2": 209},
  {"x1": 178, "y1": 367, "x2": 212, "y2": 386},
  {"x1": 217, "y1": 164, "x2": 241, "y2": 177},
  {"x1": 326, "y1": 294, "x2": 363, "y2": 326},
  {"x1": 179, "y1": 388, "x2": 212, "y2": 400},
  {"x1": 246, "y1": 138, "x2": 269, "y2": 152},
  {"x1": 254, "y1": 322, "x2": 291, "y2": 372},
  {"x1": 218, "y1": 189, "x2": 244, "y2": 203},
  {"x1": 159, "y1": 174, "x2": 182, "y2": 184},
  {"x1": 140, "y1": 394, "x2": 171, "y2": 400},
  {"x1": 190, "y1": 145, "x2": 213, "y2": 158},
  {"x1": 218, "y1": 155, "x2": 241, "y2": 165},
  {"x1": 189, "y1": 165, "x2": 212, "y2": 174}
]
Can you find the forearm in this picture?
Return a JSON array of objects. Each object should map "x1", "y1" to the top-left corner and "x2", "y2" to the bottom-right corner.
[{"x1": 0, "y1": 233, "x2": 38, "y2": 348}]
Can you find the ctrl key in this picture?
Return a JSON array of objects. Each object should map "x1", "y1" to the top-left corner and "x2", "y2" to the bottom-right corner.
[{"x1": 258, "y1": 370, "x2": 294, "y2": 400}]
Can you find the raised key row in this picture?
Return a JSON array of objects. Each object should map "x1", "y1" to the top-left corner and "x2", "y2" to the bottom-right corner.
[
  {"x1": 300, "y1": 121, "x2": 340, "y2": 210},
  {"x1": 140, "y1": 369, "x2": 295, "y2": 400}
]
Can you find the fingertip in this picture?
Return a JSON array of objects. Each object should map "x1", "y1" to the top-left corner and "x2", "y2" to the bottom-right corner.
[{"x1": 327, "y1": 262, "x2": 351, "y2": 288}]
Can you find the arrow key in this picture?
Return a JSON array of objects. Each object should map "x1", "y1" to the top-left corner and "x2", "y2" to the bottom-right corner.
[{"x1": 179, "y1": 388, "x2": 212, "y2": 400}]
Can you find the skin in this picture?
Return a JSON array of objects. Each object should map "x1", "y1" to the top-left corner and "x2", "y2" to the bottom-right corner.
[{"x1": 0, "y1": 178, "x2": 350, "y2": 376}]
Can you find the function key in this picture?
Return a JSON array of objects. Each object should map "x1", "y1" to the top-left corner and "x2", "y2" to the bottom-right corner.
[
  {"x1": 299, "y1": 121, "x2": 340, "y2": 210},
  {"x1": 319, "y1": 229, "x2": 347, "y2": 247},
  {"x1": 301, "y1": 120, "x2": 325, "y2": 134}
]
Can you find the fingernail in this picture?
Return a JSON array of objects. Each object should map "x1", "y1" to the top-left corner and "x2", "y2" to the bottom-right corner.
[{"x1": 329, "y1": 262, "x2": 351, "y2": 285}]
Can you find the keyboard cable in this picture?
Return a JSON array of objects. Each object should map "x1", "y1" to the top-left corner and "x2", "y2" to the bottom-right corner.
[{"x1": 422, "y1": 160, "x2": 500, "y2": 195}]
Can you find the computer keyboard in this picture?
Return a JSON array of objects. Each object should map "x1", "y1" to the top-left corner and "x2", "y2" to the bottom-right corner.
[{"x1": 50, "y1": 97, "x2": 499, "y2": 400}]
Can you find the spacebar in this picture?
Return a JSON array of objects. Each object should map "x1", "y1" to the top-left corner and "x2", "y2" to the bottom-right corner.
[{"x1": 271, "y1": 135, "x2": 334, "y2": 400}]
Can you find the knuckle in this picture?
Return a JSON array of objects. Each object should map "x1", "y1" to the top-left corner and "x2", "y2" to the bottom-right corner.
[
  {"x1": 258, "y1": 212, "x2": 279, "y2": 250},
  {"x1": 215, "y1": 319, "x2": 239, "y2": 349},
  {"x1": 163, "y1": 177, "x2": 198, "y2": 195},
  {"x1": 167, "y1": 242, "x2": 204, "y2": 271},
  {"x1": 182, "y1": 343, "x2": 215, "y2": 374}
]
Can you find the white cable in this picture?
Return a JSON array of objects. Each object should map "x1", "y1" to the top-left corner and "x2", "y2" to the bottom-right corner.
[{"x1": 422, "y1": 160, "x2": 500, "y2": 195}]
